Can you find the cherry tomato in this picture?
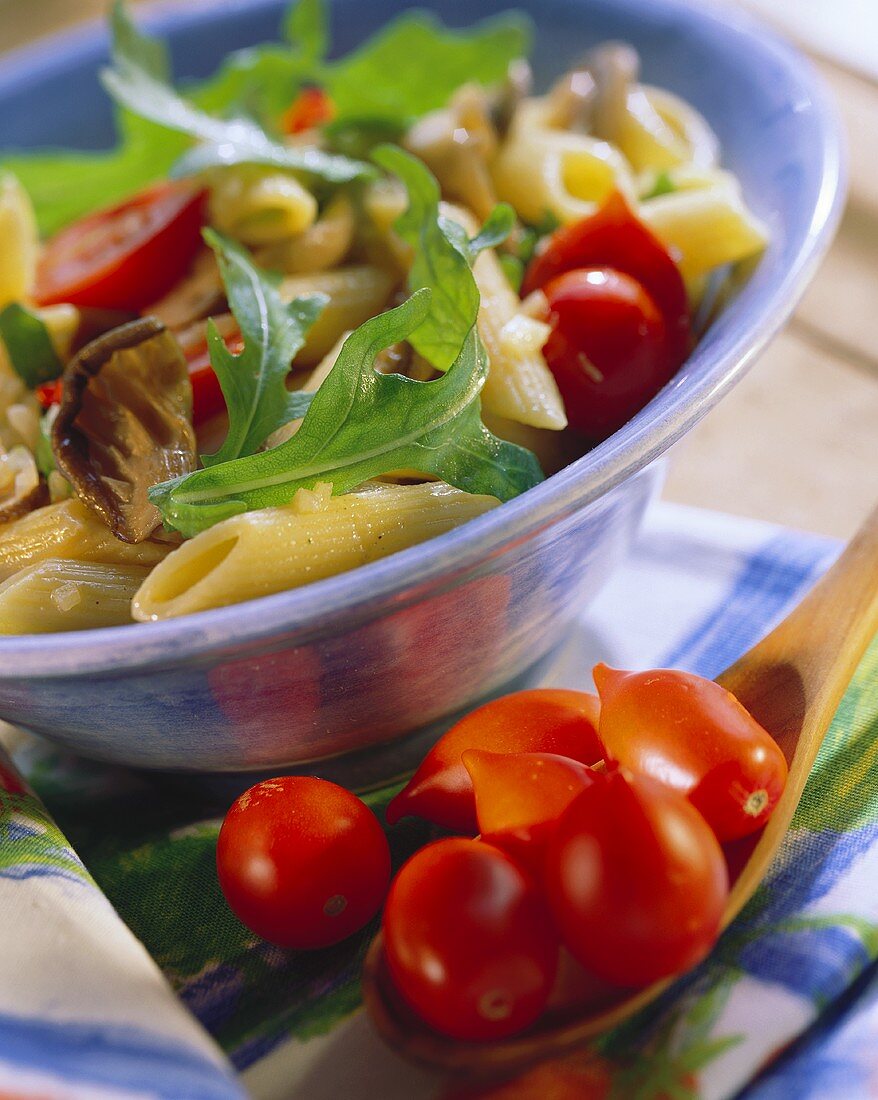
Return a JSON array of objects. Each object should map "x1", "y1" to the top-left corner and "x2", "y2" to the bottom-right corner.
[
  {"x1": 216, "y1": 776, "x2": 390, "y2": 949},
  {"x1": 385, "y1": 689, "x2": 602, "y2": 834},
  {"x1": 34, "y1": 182, "x2": 207, "y2": 311},
  {"x1": 35, "y1": 379, "x2": 63, "y2": 409},
  {"x1": 463, "y1": 750, "x2": 595, "y2": 874},
  {"x1": 593, "y1": 664, "x2": 789, "y2": 841},
  {"x1": 546, "y1": 767, "x2": 728, "y2": 987},
  {"x1": 176, "y1": 316, "x2": 243, "y2": 425},
  {"x1": 382, "y1": 837, "x2": 558, "y2": 1041},
  {"x1": 522, "y1": 191, "x2": 690, "y2": 364},
  {"x1": 281, "y1": 86, "x2": 335, "y2": 134},
  {"x1": 541, "y1": 267, "x2": 673, "y2": 439}
]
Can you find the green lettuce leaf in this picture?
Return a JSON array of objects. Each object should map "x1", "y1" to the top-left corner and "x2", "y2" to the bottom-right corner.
[
  {"x1": 201, "y1": 230, "x2": 325, "y2": 467},
  {"x1": 372, "y1": 145, "x2": 514, "y2": 371},
  {"x1": 0, "y1": 303, "x2": 63, "y2": 387},
  {"x1": 150, "y1": 290, "x2": 543, "y2": 537},
  {"x1": 102, "y1": 2, "x2": 370, "y2": 184}
]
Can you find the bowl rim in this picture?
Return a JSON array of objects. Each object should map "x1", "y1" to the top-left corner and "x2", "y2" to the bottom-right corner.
[{"x1": 0, "y1": 0, "x2": 846, "y2": 676}]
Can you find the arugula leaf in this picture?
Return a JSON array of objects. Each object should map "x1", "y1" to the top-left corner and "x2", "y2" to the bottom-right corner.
[
  {"x1": 372, "y1": 146, "x2": 514, "y2": 372},
  {"x1": 284, "y1": 0, "x2": 328, "y2": 66},
  {"x1": 201, "y1": 230, "x2": 325, "y2": 467},
  {"x1": 0, "y1": 303, "x2": 63, "y2": 388},
  {"x1": 642, "y1": 169, "x2": 677, "y2": 200},
  {"x1": 150, "y1": 290, "x2": 543, "y2": 537},
  {"x1": 101, "y1": 1, "x2": 370, "y2": 184}
]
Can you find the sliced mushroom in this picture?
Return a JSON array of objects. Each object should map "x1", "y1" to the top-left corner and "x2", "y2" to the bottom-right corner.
[
  {"x1": 490, "y1": 59, "x2": 533, "y2": 137},
  {"x1": 0, "y1": 445, "x2": 47, "y2": 525},
  {"x1": 546, "y1": 42, "x2": 640, "y2": 143},
  {"x1": 52, "y1": 317, "x2": 197, "y2": 544},
  {"x1": 145, "y1": 247, "x2": 227, "y2": 331}
]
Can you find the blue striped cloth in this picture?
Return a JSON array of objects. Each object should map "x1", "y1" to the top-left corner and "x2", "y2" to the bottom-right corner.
[{"x1": 2, "y1": 501, "x2": 876, "y2": 1099}]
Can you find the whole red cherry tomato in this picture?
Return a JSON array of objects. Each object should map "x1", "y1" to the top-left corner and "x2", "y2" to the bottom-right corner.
[
  {"x1": 593, "y1": 664, "x2": 789, "y2": 841},
  {"x1": 541, "y1": 267, "x2": 671, "y2": 439},
  {"x1": 546, "y1": 767, "x2": 728, "y2": 987},
  {"x1": 34, "y1": 182, "x2": 207, "y2": 311},
  {"x1": 217, "y1": 776, "x2": 390, "y2": 950},
  {"x1": 522, "y1": 191, "x2": 689, "y2": 363},
  {"x1": 383, "y1": 838, "x2": 559, "y2": 1041},
  {"x1": 386, "y1": 689, "x2": 602, "y2": 833},
  {"x1": 463, "y1": 749, "x2": 595, "y2": 873}
]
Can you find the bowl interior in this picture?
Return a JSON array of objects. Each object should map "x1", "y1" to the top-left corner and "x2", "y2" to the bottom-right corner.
[{"x1": 0, "y1": 0, "x2": 844, "y2": 670}]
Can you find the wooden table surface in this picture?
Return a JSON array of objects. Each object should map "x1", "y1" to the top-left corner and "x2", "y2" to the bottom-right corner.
[{"x1": 1, "y1": 0, "x2": 874, "y2": 540}]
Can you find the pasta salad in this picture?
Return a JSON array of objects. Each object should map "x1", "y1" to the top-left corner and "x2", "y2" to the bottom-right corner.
[{"x1": 0, "y1": 0, "x2": 766, "y2": 631}]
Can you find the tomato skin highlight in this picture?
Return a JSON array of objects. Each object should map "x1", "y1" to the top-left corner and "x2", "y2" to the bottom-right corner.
[
  {"x1": 521, "y1": 191, "x2": 690, "y2": 365},
  {"x1": 464, "y1": 750, "x2": 595, "y2": 874},
  {"x1": 546, "y1": 767, "x2": 728, "y2": 987},
  {"x1": 34, "y1": 182, "x2": 207, "y2": 311},
  {"x1": 383, "y1": 838, "x2": 559, "y2": 1041},
  {"x1": 385, "y1": 689, "x2": 602, "y2": 833},
  {"x1": 593, "y1": 664, "x2": 789, "y2": 841},
  {"x1": 216, "y1": 776, "x2": 390, "y2": 950},
  {"x1": 542, "y1": 267, "x2": 672, "y2": 439}
]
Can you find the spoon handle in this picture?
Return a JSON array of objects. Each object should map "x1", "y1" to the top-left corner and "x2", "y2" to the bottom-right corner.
[{"x1": 719, "y1": 501, "x2": 878, "y2": 921}]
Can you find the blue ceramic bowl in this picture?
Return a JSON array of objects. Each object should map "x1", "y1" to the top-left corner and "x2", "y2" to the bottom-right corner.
[{"x1": 0, "y1": 0, "x2": 843, "y2": 775}]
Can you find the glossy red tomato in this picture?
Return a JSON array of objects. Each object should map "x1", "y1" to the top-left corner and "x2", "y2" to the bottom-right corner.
[
  {"x1": 282, "y1": 86, "x2": 335, "y2": 134},
  {"x1": 385, "y1": 690, "x2": 602, "y2": 834},
  {"x1": 217, "y1": 776, "x2": 390, "y2": 949},
  {"x1": 522, "y1": 191, "x2": 689, "y2": 363},
  {"x1": 34, "y1": 182, "x2": 207, "y2": 311},
  {"x1": 463, "y1": 750, "x2": 595, "y2": 874},
  {"x1": 383, "y1": 838, "x2": 559, "y2": 1041},
  {"x1": 541, "y1": 267, "x2": 672, "y2": 439},
  {"x1": 593, "y1": 664, "x2": 789, "y2": 841},
  {"x1": 546, "y1": 767, "x2": 728, "y2": 987}
]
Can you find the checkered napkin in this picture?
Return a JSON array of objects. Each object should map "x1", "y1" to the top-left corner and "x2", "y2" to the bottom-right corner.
[{"x1": 1, "y1": 502, "x2": 876, "y2": 1099}]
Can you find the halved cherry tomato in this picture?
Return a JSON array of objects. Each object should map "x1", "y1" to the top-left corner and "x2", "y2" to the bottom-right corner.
[
  {"x1": 546, "y1": 766, "x2": 728, "y2": 987},
  {"x1": 281, "y1": 86, "x2": 336, "y2": 135},
  {"x1": 386, "y1": 689, "x2": 602, "y2": 834},
  {"x1": 463, "y1": 750, "x2": 595, "y2": 874},
  {"x1": 216, "y1": 776, "x2": 390, "y2": 950},
  {"x1": 382, "y1": 837, "x2": 559, "y2": 1041},
  {"x1": 34, "y1": 182, "x2": 207, "y2": 312},
  {"x1": 522, "y1": 191, "x2": 690, "y2": 362},
  {"x1": 593, "y1": 664, "x2": 789, "y2": 841},
  {"x1": 541, "y1": 267, "x2": 672, "y2": 439},
  {"x1": 176, "y1": 316, "x2": 243, "y2": 424}
]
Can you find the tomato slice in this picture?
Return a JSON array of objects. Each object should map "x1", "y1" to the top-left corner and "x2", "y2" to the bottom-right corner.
[
  {"x1": 522, "y1": 191, "x2": 690, "y2": 364},
  {"x1": 382, "y1": 837, "x2": 559, "y2": 1041},
  {"x1": 593, "y1": 664, "x2": 789, "y2": 841},
  {"x1": 546, "y1": 766, "x2": 728, "y2": 987},
  {"x1": 385, "y1": 689, "x2": 602, "y2": 834},
  {"x1": 175, "y1": 315, "x2": 242, "y2": 425},
  {"x1": 281, "y1": 86, "x2": 336, "y2": 135},
  {"x1": 34, "y1": 182, "x2": 207, "y2": 312},
  {"x1": 463, "y1": 750, "x2": 595, "y2": 874}
]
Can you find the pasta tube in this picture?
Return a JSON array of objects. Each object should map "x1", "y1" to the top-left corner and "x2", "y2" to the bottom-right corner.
[
  {"x1": 0, "y1": 172, "x2": 38, "y2": 307},
  {"x1": 443, "y1": 203, "x2": 566, "y2": 430},
  {"x1": 0, "y1": 498, "x2": 173, "y2": 582},
  {"x1": 0, "y1": 559, "x2": 148, "y2": 633},
  {"x1": 209, "y1": 166, "x2": 318, "y2": 247},
  {"x1": 280, "y1": 265, "x2": 397, "y2": 366},
  {"x1": 132, "y1": 481, "x2": 499, "y2": 620},
  {"x1": 254, "y1": 194, "x2": 355, "y2": 275},
  {"x1": 492, "y1": 98, "x2": 636, "y2": 225}
]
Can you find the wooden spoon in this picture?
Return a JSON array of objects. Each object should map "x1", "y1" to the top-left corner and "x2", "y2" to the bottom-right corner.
[{"x1": 363, "y1": 503, "x2": 878, "y2": 1075}]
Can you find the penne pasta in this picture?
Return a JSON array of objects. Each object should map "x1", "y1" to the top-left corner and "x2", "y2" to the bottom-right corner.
[
  {"x1": 443, "y1": 203, "x2": 566, "y2": 430},
  {"x1": 639, "y1": 179, "x2": 768, "y2": 282},
  {"x1": 492, "y1": 98, "x2": 636, "y2": 225},
  {"x1": 254, "y1": 194, "x2": 355, "y2": 275},
  {"x1": 208, "y1": 166, "x2": 318, "y2": 247},
  {"x1": 0, "y1": 559, "x2": 149, "y2": 633},
  {"x1": 0, "y1": 498, "x2": 174, "y2": 583},
  {"x1": 132, "y1": 481, "x2": 499, "y2": 620},
  {"x1": 280, "y1": 265, "x2": 397, "y2": 366},
  {"x1": 0, "y1": 172, "x2": 38, "y2": 308}
]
